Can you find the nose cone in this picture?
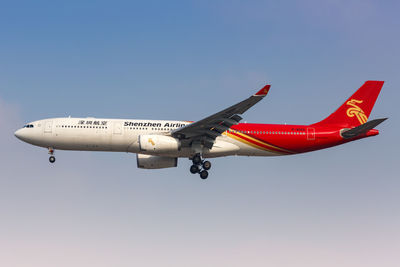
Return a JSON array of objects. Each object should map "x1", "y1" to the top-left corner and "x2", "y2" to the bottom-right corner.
[
  {"x1": 14, "y1": 128, "x2": 27, "y2": 141},
  {"x1": 14, "y1": 129, "x2": 22, "y2": 139}
]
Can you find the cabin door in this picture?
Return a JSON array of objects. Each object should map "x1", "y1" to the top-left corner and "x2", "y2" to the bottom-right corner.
[
  {"x1": 307, "y1": 127, "x2": 315, "y2": 140},
  {"x1": 113, "y1": 122, "x2": 122, "y2": 135},
  {"x1": 44, "y1": 120, "x2": 53, "y2": 133}
]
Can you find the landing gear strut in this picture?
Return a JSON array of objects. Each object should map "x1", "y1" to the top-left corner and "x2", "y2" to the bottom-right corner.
[
  {"x1": 192, "y1": 154, "x2": 202, "y2": 165},
  {"x1": 189, "y1": 153, "x2": 212, "y2": 179},
  {"x1": 48, "y1": 148, "x2": 56, "y2": 163}
]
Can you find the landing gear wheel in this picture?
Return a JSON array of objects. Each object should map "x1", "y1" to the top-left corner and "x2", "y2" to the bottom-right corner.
[
  {"x1": 192, "y1": 154, "x2": 202, "y2": 165},
  {"x1": 200, "y1": 170, "x2": 209, "y2": 179},
  {"x1": 190, "y1": 164, "x2": 200, "y2": 174},
  {"x1": 202, "y1": 161, "x2": 211, "y2": 170},
  {"x1": 49, "y1": 156, "x2": 56, "y2": 163}
]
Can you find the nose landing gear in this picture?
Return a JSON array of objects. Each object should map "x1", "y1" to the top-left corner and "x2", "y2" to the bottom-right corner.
[
  {"x1": 190, "y1": 154, "x2": 211, "y2": 179},
  {"x1": 48, "y1": 148, "x2": 56, "y2": 163}
]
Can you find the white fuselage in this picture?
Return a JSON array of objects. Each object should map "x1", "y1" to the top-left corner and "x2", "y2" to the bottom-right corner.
[{"x1": 14, "y1": 117, "x2": 278, "y2": 158}]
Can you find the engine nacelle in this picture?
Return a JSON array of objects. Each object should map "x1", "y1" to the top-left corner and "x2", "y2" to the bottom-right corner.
[
  {"x1": 139, "y1": 135, "x2": 180, "y2": 153},
  {"x1": 136, "y1": 154, "x2": 178, "y2": 169}
]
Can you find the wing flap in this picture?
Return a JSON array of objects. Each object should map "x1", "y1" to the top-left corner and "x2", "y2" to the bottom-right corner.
[{"x1": 171, "y1": 84, "x2": 271, "y2": 148}]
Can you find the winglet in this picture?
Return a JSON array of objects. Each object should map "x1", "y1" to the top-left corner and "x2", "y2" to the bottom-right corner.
[{"x1": 254, "y1": 84, "x2": 271, "y2": 96}]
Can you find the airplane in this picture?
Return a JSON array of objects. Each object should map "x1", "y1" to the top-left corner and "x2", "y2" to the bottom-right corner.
[{"x1": 14, "y1": 81, "x2": 386, "y2": 179}]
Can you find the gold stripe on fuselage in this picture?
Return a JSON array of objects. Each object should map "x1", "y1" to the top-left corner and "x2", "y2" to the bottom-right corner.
[{"x1": 225, "y1": 132, "x2": 293, "y2": 155}]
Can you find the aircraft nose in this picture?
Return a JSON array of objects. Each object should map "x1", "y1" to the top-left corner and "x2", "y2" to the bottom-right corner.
[{"x1": 14, "y1": 129, "x2": 24, "y2": 140}]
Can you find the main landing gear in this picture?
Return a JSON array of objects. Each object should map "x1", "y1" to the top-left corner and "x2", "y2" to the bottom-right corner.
[
  {"x1": 48, "y1": 148, "x2": 56, "y2": 163},
  {"x1": 190, "y1": 153, "x2": 211, "y2": 179}
]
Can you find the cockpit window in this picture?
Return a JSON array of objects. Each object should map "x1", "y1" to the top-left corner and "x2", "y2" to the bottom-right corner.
[{"x1": 23, "y1": 124, "x2": 34, "y2": 128}]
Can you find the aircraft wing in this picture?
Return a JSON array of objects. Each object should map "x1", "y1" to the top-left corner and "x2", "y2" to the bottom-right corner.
[{"x1": 171, "y1": 84, "x2": 271, "y2": 148}]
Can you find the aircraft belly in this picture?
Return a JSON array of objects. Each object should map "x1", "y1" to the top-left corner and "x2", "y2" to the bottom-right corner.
[
  {"x1": 202, "y1": 140, "x2": 240, "y2": 158},
  {"x1": 39, "y1": 128, "x2": 115, "y2": 151},
  {"x1": 225, "y1": 135, "x2": 280, "y2": 157},
  {"x1": 51, "y1": 135, "x2": 112, "y2": 151}
]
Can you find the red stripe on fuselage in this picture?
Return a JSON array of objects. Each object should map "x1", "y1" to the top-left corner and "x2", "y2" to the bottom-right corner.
[{"x1": 227, "y1": 123, "x2": 355, "y2": 154}]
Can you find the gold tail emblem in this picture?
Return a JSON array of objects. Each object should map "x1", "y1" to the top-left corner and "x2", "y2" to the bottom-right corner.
[{"x1": 346, "y1": 99, "x2": 368, "y2": 124}]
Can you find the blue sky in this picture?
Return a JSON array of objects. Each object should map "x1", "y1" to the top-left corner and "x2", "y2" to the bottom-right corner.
[{"x1": 0, "y1": 1, "x2": 399, "y2": 266}]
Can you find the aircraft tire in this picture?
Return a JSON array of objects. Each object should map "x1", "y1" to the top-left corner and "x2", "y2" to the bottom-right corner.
[
  {"x1": 190, "y1": 165, "x2": 199, "y2": 174},
  {"x1": 202, "y1": 161, "x2": 211, "y2": 170},
  {"x1": 49, "y1": 156, "x2": 56, "y2": 163},
  {"x1": 200, "y1": 170, "x2": 208, "y2": 179}
]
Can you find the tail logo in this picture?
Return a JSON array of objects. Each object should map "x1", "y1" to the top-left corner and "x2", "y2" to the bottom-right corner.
[{"x1": 346, "y1": 99, "x2": 367, "y2": 124}]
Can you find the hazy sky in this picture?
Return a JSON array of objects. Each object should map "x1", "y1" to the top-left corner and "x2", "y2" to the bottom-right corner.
[{"x1": 0, "y1": 1, "x2": 399, "y2": 266}]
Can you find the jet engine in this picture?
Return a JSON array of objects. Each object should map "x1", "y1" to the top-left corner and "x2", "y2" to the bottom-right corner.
[
  {"x1": 139, "y1": 135, "x2": 180, "y2": 153},
  {"x1": 136, "y1": 154, "x2": 178, "y2": 169}
]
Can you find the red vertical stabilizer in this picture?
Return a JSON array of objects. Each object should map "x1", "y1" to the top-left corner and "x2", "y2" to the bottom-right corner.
[{"x1": 312, "y1": 81, "x2": 384, "y2": 127}]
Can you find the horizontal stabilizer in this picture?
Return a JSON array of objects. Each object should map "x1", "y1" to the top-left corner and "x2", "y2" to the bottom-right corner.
[{"x1": 341, "y1": 118, "x2": 387, "y2": 139}]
